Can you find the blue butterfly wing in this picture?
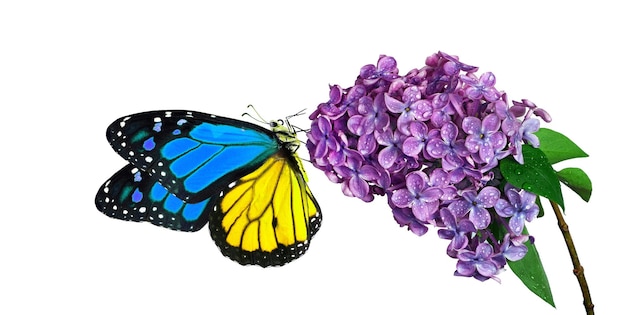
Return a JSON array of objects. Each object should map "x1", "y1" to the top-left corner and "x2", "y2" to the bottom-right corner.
[
  {"x1": 95, "y1": 164, "x2": 210, "y2": 231},
  {"x1": 105, "y1": 110, "x2": 280, "y2": 203}
]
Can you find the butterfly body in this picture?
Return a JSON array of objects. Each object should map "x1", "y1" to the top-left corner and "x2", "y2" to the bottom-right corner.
[{"x1": 96, "y1": 110, "x2": 321, "y2": 266}]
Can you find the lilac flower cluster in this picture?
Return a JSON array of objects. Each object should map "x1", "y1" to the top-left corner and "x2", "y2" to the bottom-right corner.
[{"x1": 306, "y1": 52, "x2": 551, "y2": 281}]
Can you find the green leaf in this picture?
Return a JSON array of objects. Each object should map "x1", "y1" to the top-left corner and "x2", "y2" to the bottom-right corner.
[
  {"x1": 535, "y1": 128, "x2": 588, "y2": 164},
  {"x1": 508, "y1": 230, "x2": 555, "y2": 307},
  {"x1": 557, "y1": 167, "x2": 592, "y2": 202},
  {"x1": 489, "y1": 223, "x2": 554, "y2": 307},
  {"x1": 500, "y1": 145, "x2": 565, "y2": 210}
]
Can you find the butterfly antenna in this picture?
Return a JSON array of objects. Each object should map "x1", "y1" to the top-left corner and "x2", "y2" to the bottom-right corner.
[{"x1": 242, "y1": 104, "x2": 268, "y2": 124}]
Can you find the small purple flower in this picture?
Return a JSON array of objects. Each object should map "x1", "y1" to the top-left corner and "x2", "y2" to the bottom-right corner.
[
  {"x1": 307, "y1": 116, "x2": 338, "y2": 161},
  {"x1": 392, "y1": 207, "x2": 429, "y2": 236},
  {"x1": 449, "y1": 186, "x2": 500, "y2": 229},
  {"x1": 519, "y1": 118, "x2": 540, "y2": 147},
  {"x1": 455, "y1": 242, "x2": 500, "y2": 282},
  {"x1": 375, "y1": 129, "x2": 406, "y2": 169},
  {"x1": 438, "y1": 208, "x2": 477, "y2": 256},
  {"x1": 318, "y1": 85, "x2": 345, "y2": 119},
  {"x1": 460, "y1": 72, "x2": 500, "y2": 102},
  {"x1": 334, "y1": 157, "x2": 380, "y2": 202},
  {"x1": 511, "y1": 117, "x2": 540, "y2": 164},
  {"x1": 401, "y1": 121, "x2": 429, "y2": 158},
  {"x1": 494, "y1": 94, "x2": 519, "y2": 136},
  {"x1": 512, "y1": 99, "x2": 552, "y2": 123},
  {"x1": 326, "y1": 132, "x2": 357, "y2": 167},
  {"x1": 446, "y1": 160, "x2": 485, "y2": 184},
  {"x1": 347, "y1": 93, "x2": 390, "y2": 135},
  {"x1": 426, "y1": 122, "x2": 470, "y2": 170},
  {"x1": 427, "y1": 168, "x2": 458, "y2": 202},
  {"x1": 462, "y1": 114, "x2": 506, "y2": 164},
  {"x1": 439, "y1": 51, "x2": 478, "y2": 75},
  {"x1": 343, "y1": 85, "x2": 368, "y2": 117},
  {"x1": 495, "y1": 185, "x2": 540, "y2": 235},
  {"x1": 385, "y1": 86, "x2": 433, "y2": 133},
  {"x1": 391, "y1": 171, "x2": 443, "y2": 222},
  {"x1": 430, "y1": 93, "x2": 456, "y2": 128},
  {"x1": 359, "y1": 55, "x2": 399, "y2": 86},
  {"x1": 499, "y1": 233, "x2": 528, "y2": 261}
]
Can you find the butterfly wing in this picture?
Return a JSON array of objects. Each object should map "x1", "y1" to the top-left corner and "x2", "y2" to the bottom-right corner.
[
  {"x1": 95, "y1": 164, "x2": 211, "y2": 231},
  {"x1": 96, "y1": 110, "x2": 323, "y2": 266},
  {"x1": 208, "y1": 149, "x2": 322, "y2": 267},
  {"x1": 105, "y1": 110, "x2": 280, "y2": 203}
]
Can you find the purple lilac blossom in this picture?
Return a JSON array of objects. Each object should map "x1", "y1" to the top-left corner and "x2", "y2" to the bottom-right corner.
[
  {"x1": 495, "y1": 184, "x2": 540, "y2": 235},
  {"x1": 448, "y1": 186, "x2": 500, "y2": 229},
  {"x1": 455, "y1": 242, "x2": 500, "y2": 282},
  {"x1": 460, "y1": 72, "x2": 500, "y2": 102},
  {"x1": 462, "y1": 114, "x2": 506, "y2": 164},
  {"x1": 391, "y1": 171, "x2": 443, "y2": 223},
  {"x1": 499, "y1": 234, "x2": 529, "y2": 261},
  {"x1": 426, "y1": 121, "x2": 469, "y2": 170},
  {"x1": 306, "y1": 52, "x2": 550, "y2": 281},
  {"x1": 438, "y1": 208, "x2": 476, "y2": 256}
]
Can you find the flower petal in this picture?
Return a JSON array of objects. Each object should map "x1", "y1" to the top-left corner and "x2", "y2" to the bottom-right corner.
[
  {"x1": 469, "y1": 206, "x2": 491, "y2": 229},
  {"x1": 462, "y1": 116, "x2": 481, "y2": 135},
  {"x1": 349, "y1": 176, "x2": 369, "y2": 199},
  {"x1": 384, "y1": 93, "x2": 406, "y2": 113},
  {"x1": 509, "y1": 213, "x2": 526, "y2": 235},
  {"x1": 477, "y1": 187, "x2": 501, "y2": 207},
  {"x1": 455, "y1": 261, "x2": 476, "y2": 276},
  {"x1": 391, "y1": 189, "x2": 413, "y2": 208},
  {"x1": 378, "y1": 145, "x2": 400, "y2": 169}
]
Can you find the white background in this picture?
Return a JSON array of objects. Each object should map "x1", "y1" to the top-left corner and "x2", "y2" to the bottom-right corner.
[{"x1": 1, "y1": 1, "x2": 621, "y2": 314}]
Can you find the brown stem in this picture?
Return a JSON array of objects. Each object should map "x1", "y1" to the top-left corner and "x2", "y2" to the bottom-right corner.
[{"x1": 549, "y1": 200, "x2": 594, "y2": 315}]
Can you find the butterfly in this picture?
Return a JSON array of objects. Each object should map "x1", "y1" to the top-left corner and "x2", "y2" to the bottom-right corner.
[{"x1": 95, "y1": 109, "x2": 322, "y2": 267}]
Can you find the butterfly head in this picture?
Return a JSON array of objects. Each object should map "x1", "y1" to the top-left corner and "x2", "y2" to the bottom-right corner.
[
  {"x1": 243, "y1": 105, "x2": 304, "y2": 153},
  {"x1": 269, "y1": 119, "x2": 300, "y2": 153}
]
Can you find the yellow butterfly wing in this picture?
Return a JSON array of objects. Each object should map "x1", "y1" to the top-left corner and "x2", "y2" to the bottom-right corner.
[{"x1": 208, "y1": 149, "x2": 322, "y2": 267}]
